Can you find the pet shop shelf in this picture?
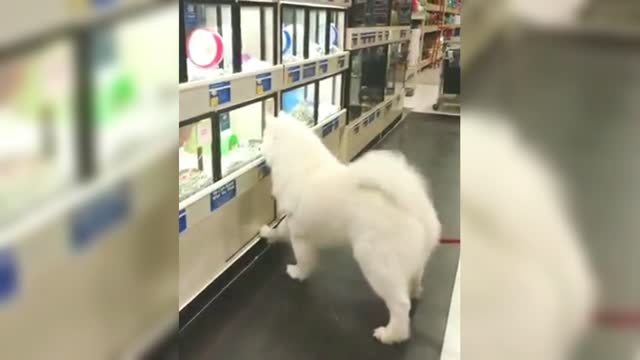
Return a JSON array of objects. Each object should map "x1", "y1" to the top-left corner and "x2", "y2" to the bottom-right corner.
[
  {"x1": 180, "y1": 0, "x2": 278, "y2": 83},
  {"x1": 281, "y1": 3, "x2": 347, "y2": 63},
  {"x1": 282, "y1": 51, "x2": 349, "y2": 89},
  {"x1": 346, "y1": 26, "x2": 411, "y2": 50},
  {"x1": 179, "y1": 65, "x2": 284, "y2": 122}
]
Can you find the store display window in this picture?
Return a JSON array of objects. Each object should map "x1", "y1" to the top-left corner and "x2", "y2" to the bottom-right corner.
[
  {"x1": 281, "y1": 84, "x2": 316, "y2": 127},
  {"x1": 318, "y1": 74, "x2": 344, "y2": 121}
]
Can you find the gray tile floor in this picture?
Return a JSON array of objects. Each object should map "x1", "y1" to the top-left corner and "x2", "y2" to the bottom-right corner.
[{"x1": 179, "y1": 113, "x2": 460, "y2": 360}]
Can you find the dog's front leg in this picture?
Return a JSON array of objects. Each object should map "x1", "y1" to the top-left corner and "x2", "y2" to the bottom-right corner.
[{"x1": 287, "y1": 238, "x2": 317, "y2": 281}]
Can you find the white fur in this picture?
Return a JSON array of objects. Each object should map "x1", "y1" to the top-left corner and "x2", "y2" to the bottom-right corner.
[
  {"x1": 260, "y1": 114, "x2": 441, "y2": 344},
  {"x1": 461, "y1": 112, "x2": 596, "y2": 360}
]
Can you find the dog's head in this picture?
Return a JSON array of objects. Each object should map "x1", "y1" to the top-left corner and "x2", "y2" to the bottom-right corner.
[{"x1": 262, "y1": 113, "x2": 307, "y2": 166}]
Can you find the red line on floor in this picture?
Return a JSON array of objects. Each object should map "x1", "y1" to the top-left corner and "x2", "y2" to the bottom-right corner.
[
  {"x1": 440, "y1": 238, "x2": 460, "y2": 244},
  {"x1": 596, "y1": 309, "x2": 640, "y2": 329}
]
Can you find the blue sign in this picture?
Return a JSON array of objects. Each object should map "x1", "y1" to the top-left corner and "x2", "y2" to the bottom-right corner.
[
  {"x1": 0, "y1": 248, "x2": 18, "y2": 305},
  {"x1": 322, "y1": 118, "x2": 340, "y2": 137},
  {"x1": 179, "y1": 209, "x2": 187, "y2": 234},
  {"x1": 256, "y1": 72, "x2": 272, "y2": 94},
  {"x1": 93, "y1": 0, "x2": 117, "y2": 10},
  {"x1": 338, "y1": 56, "x2": 346, "y2": 68},
  {"x1": 184, "y1": 4, "x2": 200, "y2": 29},
  {"x1": 319, "y1": 60, "x2": 329, "y2": 74},
  {"x1": 303, "y1": 63, "x2": 317, "y2": 79},
  {"x1": 71, "y1": 182, "x2": 130, "y2": 252},
  {"x1": 209, "y1": 82, "x2": 231, "y2": 107},
  {"x1": 211, "y1": 180, "x2": 237, "y2": 211},
  {"x1": 287, "y1": 66, "x2": 301, "y2": 83}
]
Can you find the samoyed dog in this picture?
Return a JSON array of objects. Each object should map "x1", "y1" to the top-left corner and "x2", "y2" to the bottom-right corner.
[{"x1": 259, "y1": 114, "x2": 440, "y2": 344}]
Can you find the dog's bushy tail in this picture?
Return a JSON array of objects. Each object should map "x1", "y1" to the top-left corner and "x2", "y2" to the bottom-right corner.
[{"x1": 349, "y1": 150, "x2": 441, "y2": 244}]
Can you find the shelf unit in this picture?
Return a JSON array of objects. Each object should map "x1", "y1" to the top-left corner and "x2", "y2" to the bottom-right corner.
[
  {"x1": 178, "y1": 0, "x2": 354, "y2": 312},
  {"x1": 407, "y1": 1, "x2": 461, "y2": 72}
]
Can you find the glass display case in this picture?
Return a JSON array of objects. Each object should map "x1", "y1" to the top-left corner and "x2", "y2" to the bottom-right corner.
[
  {"x1": 182, "y1": 2, "x2": 234, "y2": 81},
  {"x1": 179, "y1": 117, "x2": 215, "y2": 203},
  {"x1": 93, "y1": 6, "x2": 176, "y2": 173},
  {"x1": 328, "y1": 10, "x2": 346, "y2": 54},
  {"x1": 390, "y1": 0, "x2": 412, "y2": 25},
  {"x1": 281, "y1": 84, "x2": 316, "y2": 127},
  {"x1": 385, "y1": 42, "x2": 408, "y2": 96},
  {"x1": 240, "y1": 3, "x2": 276, "y2": 72},
  {"x1": 219, "y1": 97, "x2": 275, "y2": 176},
  {"x1": 309, "y1": 9, "x2": 328, "y2": 58},
  {"x1": 348, "y1": 45, "x2": 387, "y2": 119},
  {"x1": 0, "y1": 38, "x2": 76, "y2": 224},
  {"x1": 318, "y1": 74, "x2": 344, "y2": 121},
  {"x1": 349, "y1": 0, "x2": 391, "y2": 27},
  {"x1": 180, "y1": 1, "x2": 276, "y2": 82},
  {"x1": 281, "y1": 6, "x2": 306, "y2": 63},
  {"x1": 282, "y1": 6, "x2": 346, "y2": 62}
]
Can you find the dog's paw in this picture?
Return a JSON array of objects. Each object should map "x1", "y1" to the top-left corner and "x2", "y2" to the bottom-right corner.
[
  {"x1": 373, "y1": 326, "x2": 409, "y2": 345},
  {"x1": 260, "y1": 225, "x2": 274, "y2": 241},
  {"x1": 286, "y1": 265, "x2": 308, "y2": 281}
]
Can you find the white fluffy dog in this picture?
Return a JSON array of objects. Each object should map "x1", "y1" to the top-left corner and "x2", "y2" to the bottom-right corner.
[
  {"x1": 461, "y1": 112, "x2": 596, "y2": 360},
  {"x1": 259, "y1": 114, "x2": 441, "y2": 344}
]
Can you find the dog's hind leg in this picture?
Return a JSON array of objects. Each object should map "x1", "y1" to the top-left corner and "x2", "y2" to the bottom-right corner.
[
  {"x1": 410, "y1": 267, "x2": 425, "y2": 300},
  {"x1": 286, "y1": 237, "x2": 317, "y2": 281},
  {"x1": 353, "y1": 241, "x2": 411, "y2": 344}
]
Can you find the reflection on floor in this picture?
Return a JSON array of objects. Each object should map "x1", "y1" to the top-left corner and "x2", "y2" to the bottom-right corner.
[
  {"x1": 178, "y1": 113, "x2": 460, "y2": 360},
  {"x1": 405, "y1": 69, "x2": 459, "y2": 116}
]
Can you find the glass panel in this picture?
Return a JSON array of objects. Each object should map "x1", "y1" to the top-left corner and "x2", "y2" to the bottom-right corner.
[
  {"x1": 0, "y1": 39, "x2": 75, "y2": 223},
  {"x1": 329, "y1": 11, "x2": 345, "y2": 54},
  {"x1": 220, "y1": 98, "x2": 273, "y2": 176},
  {"x1": 240, "y1": 6, "x2": 274, "y2": 72},
  {"x1": 282, "y1": 85, "x2": 315, "y2": 127},
  {"x1": 179, "y1": 118, "x2": 214, "y2": 203},
  {"x1": 349, "y1": 0, "x2": 390, "y2": 27},
  {"x1": 391, "y1": 0, "x2": 412, "y2": 25},
  {"x1": 93, "y1": 7, "x2": 177, "y2": 172},
  {"x1": 349, "y1": 46, "x2": 386, "y2": 118},
  {"x1": 183, "y1": 3, "x2": 234, "y2": 81},
  {"x1": 386, "y1": 44, "x2": 399, "y2": 95},
  {"x1": 309, "y1": 9, "x2": 327, "y2": 58},
  {"x1": 318, "y1": 75, "x2": 342, "y2": 121},
  {"x1": 282, "y1": 7, "x2": 305, "y2": 63}
]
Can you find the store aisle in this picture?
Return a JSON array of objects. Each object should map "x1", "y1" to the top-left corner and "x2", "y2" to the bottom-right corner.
[{"x1": 179, "y1": 113, "x2": 460, "y2": 360}]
